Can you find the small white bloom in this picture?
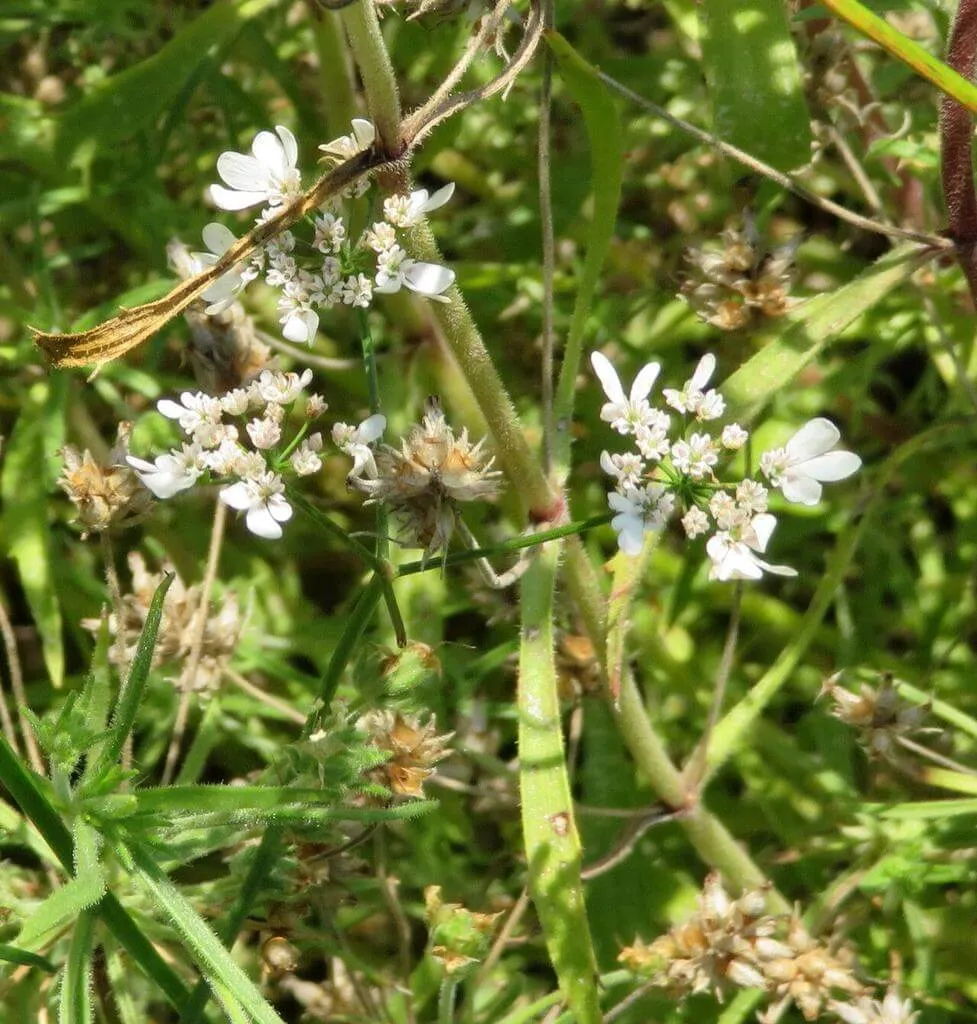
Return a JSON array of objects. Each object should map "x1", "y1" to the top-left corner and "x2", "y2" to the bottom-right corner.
[
  {"x1": 312, "y1": 212, "x2": 346, "y2": 254},
  {"x1": 192, "y1": 421, "x2": 239, "y2": 451},
  {"x1": 709, "y1": 491, "x2": 746, "y2": 531},
  {"x1": 246, "y1": 416, "x2": 282, "y2": 450},
  {"x1": 681, "y1": 506, "x2": 710, "y2": 539},
  {"x1": 210, "y1": 125, "x2": 301, "y2": 211},
  {"x1": 721, "y1": 423, "x2": 749, "y2": 450},
  {"x1": 599, "y1": 450, "x2": 645, "y2": 490},
  {"x1": 265, "y1": 251, "x2": 298, "y2": 288},
  {"x1": 341, "y1": 273, "x2": 375, "y2": 308},
  {"x1": 735, "y1": 479, "x2": 768, "y2": 515},
  {"x1": 318, "y1": 118, "x2": 375, "y2": 160},
  {"x1": 364, "y1": 221, "x2": 398, "y2": 253},
  {"x1": 157, "y1": 392, "x2": 223, "y2": 437},
  {"x1": 219, "y1": 471, "x2": 293, "y2": 539},
  {"x1": 706, "y1": 512, "x2": 796, "y2": 581},
  {"x1": 670, "y1": 432, "x2": 719, "y2": 480},
  {"x1": 333, "y1": 414, "x2": 386, "y2": 479},
  {"x1": 278, "y1": 279, "x2": 320, "y2": 343},
  {"x1": 760, "y1": 417, "x2": 861, "y2": 505},
  {"x1": 127, "y1": 444, "x2": 204, "y2": 499},
  {"x1": 590, "y1": 351, "x2": 662, "y2": 436},
  {"x1": 382, "y1": 183, "x2": 455, "y2": 228},
  {"x1": 290, "y1": 434, "x2": 324, "y2": 476},
  {"x1": 202, "y1": 439, "x2": 248, "y2": 477},
  {"x1": 608, "y1": 483, "x2": 675, "y2": 556},
  {"x1": 663, "y1": 353, "x2": 726, "y2": 421},
  {"x1": 254, "y1": 369, "x2": 314, "y2": 406},
  {"x1": 306, "y1": 394, "x2": 327, "y2": 419},
  {"x1": 635, "y1": 417, "x2": 672, "y2": 461},
  {"x1": 374, "y1": 246, "x2": 454, "y2": 301},
  {"x1": 829, "y1": 990, "x2": 919, "y2": 1024},
  {"x1": 221, "y1": 388, "x2": 251, "y2": 417},
  {"x1": 192, "y1": 223, "x2": 248, "y2": 315}
]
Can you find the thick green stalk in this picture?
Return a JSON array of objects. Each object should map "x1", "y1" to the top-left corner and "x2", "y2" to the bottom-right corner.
[
  {"x1": 310, "y1": 5, "x2": 357, "y2": 137},
  {"x1": 339, "y1": 1, "x2": 401, "y2": 149},
  {"x1": 518, "y1": 544, "x2": 600, "y2": 1023}
]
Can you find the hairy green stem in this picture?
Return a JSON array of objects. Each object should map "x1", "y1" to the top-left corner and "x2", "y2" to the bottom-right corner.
[
  {"x1": 310, "y1": 3, "x2": 357, "y2": 137},
  {"x1": 340, "y1": 0, "x2": 401, "y2": 150}
]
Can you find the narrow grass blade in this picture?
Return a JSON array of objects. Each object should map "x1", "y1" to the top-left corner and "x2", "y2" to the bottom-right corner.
[
  {"x1": 880, "y1": 798, "x2": 977, "y2": 820},
  {"x1": 0, "y1": 944, "x2": 57, "y2": 972},
  {"x1": 121, "y1": 839, "x2": 285, "y2": 1024},
  {"x1": 16, "y1": 868, "x2": 106, "y2": 948},
  {"x1": 699, "y1": 0, "x2": 812, "y2": 171},
  {"x1": 818, "y1": 0, "x2": 977, "y2": 114},
  {"x1": 920, "y1": 767, "x2": 977, "y2": 796},
  {"x1": 548, "y1": 32, "x2": 624, "y2": 476},
  {"x1": 519, "y1": 545, "x2": 601, "y2": 1023}
]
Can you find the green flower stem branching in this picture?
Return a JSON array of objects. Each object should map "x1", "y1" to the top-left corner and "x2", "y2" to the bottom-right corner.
[{"x1": 339, "y1": 0, "x2": 401, "y2": 152}]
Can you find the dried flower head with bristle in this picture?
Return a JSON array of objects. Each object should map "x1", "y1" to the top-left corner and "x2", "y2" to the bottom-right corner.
[
  {"x1": 819, "y1": 672, "x2": 940, "y2": 765},
  {"x1": 359, "y1": 710, "x2": 453, "y2": 798},
  {"x1": 425, "y1": 885, "x2": 503, "y2": 977},
  {"x1": 82, "y1": 552, "x2": 242, "y2": 694},
  {"x1": 829, "y1": 988, "x2": 920, "y2": 1024},
  {"x1": 59, "y1": 424, "x2": 152, "y2": 536},
  {"x1": 349, "y1": 397, "x2": 502, "y2": 556},
  {"x1": 681, "y1": 218, "x2": 797, "y2": 331}
]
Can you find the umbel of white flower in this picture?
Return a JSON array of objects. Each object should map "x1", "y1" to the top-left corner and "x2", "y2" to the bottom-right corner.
[
  {"x1": 197, "y1": 121, "x2": 456, "y2": 345},
  {"x1": 590, "y1": 350, "x2": 862, "y2": 582},
  {"x1": 127, "y1": 370, "x2": 329, "y2": 541}
]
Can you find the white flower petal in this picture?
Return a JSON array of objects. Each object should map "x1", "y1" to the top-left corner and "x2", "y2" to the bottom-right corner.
[
  {"x1": 781, "y1": 473, "x2": 823, "y2": 506},
  {"x1": 630, "y1": 361, "x2": 662, "y2": 403},
  {"x1": 246, "y1": 504, "x2": 284, "y2": 539},
  {"x1": 201, "y1": 222, "x2": 236, "y2": 256},
  {"x1": 424, "y1": 182, "x2": 455, "y2": 213},
  {"x1": 403, "y1": 262, "x2": 455, "y2": 296},
  {"x1": 599, "y1": 451, "x2": 617, "y2": 476},
  {"x1": 358, "y1": 413, "x2": 387, "y2": 443},
  {"x1": 749, "y1": 512, "x2": 777, "y2": 553},
  {"x1": 209, "y1": 184, "x2": 267, "y2": 211},
  {"x1": 282, "y1": 308, "x2": 319, "y2": 343},
  {"x1": 219, "y1": 481, "x2": 255, "y2": 511},
  {"x1": 267, "y1": 494, "x2": 293, "y2": 523},
  {"x1": 797, "y1": 450, "x2": 861, "y2": 482},
  {"x1": 275, "y1": 125, "x2": 298, "y2": 170},
  {"x1": 690, "y1": 353, "x2": 716, "y2": 391},
  {"x1": 756, "y1": 558, "x2": 797, "y2": 577},
  {"x1": 590, "y1": 352, "x2": 626, "y2": 405},
  {"x1": 351, "y1": 118, "x2": 375, "y2": 148},
  {"x1": 250, "y1": 130, "x2": 286, "y2": 179},
  {"x1": 217, "y1": 152, "x2": 269, "y2": 192},
  {"x1": 786, "y1": 417, "x2": 840, "y2": 460},
  {"x1": 157, "y1": 399, "x2": 185, "y2": 420}
]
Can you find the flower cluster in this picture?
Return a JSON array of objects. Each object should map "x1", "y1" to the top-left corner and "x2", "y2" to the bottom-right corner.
[
  {"x1": 359, "y1": 710, "x2": 453, "y2": 799},
  {"x1": 334, "y1": 397, "x2": 502, "y2": 557},
  {"x1": 592, "y1": 351, "x2": 861, "y2": 581},
  {"x1": 199, "y1": 120, "x2": 455, "y2": 344},
  {"x1": 681, "y1": 219, "x2": 797, "y2": 331},
  {"x1": 617, "y1": 874, "x2": 904, "y2": 1023},
  {"x1": 126, "y1": 369, "x2": 327, "y2": 540}
]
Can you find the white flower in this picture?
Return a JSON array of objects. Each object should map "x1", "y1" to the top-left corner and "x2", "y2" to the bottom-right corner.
[
  {"x1": 608, "y1": 484, "x2": 675, "y2": 556},
  {"x1": 246, "y1": 416, "x2": 282, "y2": 450},
  {"x1": 318, "y1": 118, "x2": 375, "y2": 160},
  {"x1": 313, "y1": 212, "x2": 346, "y2": 253},
  {"x1": 590, "y1": 351, "x2": 662, "y2": 436},
  {"x1": 635, "y1": 416, "x2": 672, "y2": 461},
  {"x1": 663, "y1": 353, "x2": 726, "y2": 421},
  {"x1": 221, "y1": 388, "x2": 251, "y2": 417},
  {"x1": 829, "y1": 990, "x2": 918, "y2": 1024},
  {"x1": 670, "y1": 432, "x2": 719, "y2": 480},
  {"x1": 157, "y1": 392, "x2": 223, "y2": 437},
  {"x1": 760, "y1": 417, "x2": 861, "y2": 505},
  {"x1": 210, "y1": 125, "x2": 301, "y2": 212},
  {"x1": 374, "y1": 246, "x2": 454, "y2": 301},
  {"x1": 192, "y1": 421, "x2": 239, "y2": 451},
  {"x1": 721, "y1": 423, "x2": 749, "y2": 450},
  {"x1": 290, "y1": 434, "x2": 324, "y2": 477},
  {"x1": 219, "y1": 471, "x2": 293, "y2": 539},
  {"x1": 341, "y1": 273, "x2": 375, "y2": 308},
  {"x1": 706, "y1": 513, "x2": 797, "y2": 581},
  {"x1": 192, "y1": 223, "x2": 248, "y2": 315},
  {"x1": 127, "y1": 444, "x2": 204, "y2": 499},
  {"x1": 254, "y1": 369, "x2": 313, "y2": 406},
  {"x1": 599, "y1": 450, "x2": 645, "y2": 490},
  {"x1": 681, "y1": 506, "x2": 710, "y2": 539},
  {"x1": 306, "y1": 394, "x2": 327, "y2": 419},
  {"x1": 365, "y1": 221, "x2": 398, "y2": 253},
  {"x1": 709, "y1": 491, "x2": 746, "y2": 531},
  {"x1": 382, "y1": 183, "x2": 455, "y2": 228},
  {"x1": 735, "y1": 479, "x2": 768, "y2": 515},
  {"x1": 333, "y1": 414, "x2": 386, "y2": 479},
  {"x1": 278, "y1": 279, "x2": 320, "y2": 343},
  {"x1": 202, "y1": 439, "x2": 248, "y2": 476}
]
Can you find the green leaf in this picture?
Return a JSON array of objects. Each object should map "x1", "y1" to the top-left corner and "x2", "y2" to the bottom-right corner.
[
  {"x1": 519, "y1": 547, "x2": 600, "y2": 1023},
  {"x1": 86, "y1": 574, "x2": 174, "y2": 783},
  {"x1": 816, "y1": 0, "x2": 977, "y2": 114},
  {"x1": 59, "y1": 910, "x2": 95, "y2": 1024},
  {"x1": 17, "y1": 868, "x2": 106, "y2": 949},
  {"x1": 121, "y1": 840, "x2": 286, "y2": 1024},
  {"x1": 0, "y1": 944, "x2": 57, "y2": 972},
  {"x1": 722, "y1": 243, "x2": 922, "y2": 422},
  {"x1": 548, "y1": 31, "x2": 625, "y2": 476},
  {"x1": 698, "y1": 0, "x2": 813, "y2": 171},
  {"x1": 880, "y1": 799, "x2": 977, "y2": 820},
  {"x1": 0, "y1": 378, "x2": 66, "y2": 686},
  {"x1": 921, "y1": 767, "x2": 977, "y2": 796},
  {"x1": 54, "y1": 0, "x2": 275, "y2": 157}
]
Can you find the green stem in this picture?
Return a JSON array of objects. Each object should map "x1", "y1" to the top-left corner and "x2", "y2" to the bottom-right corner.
[
  {"x1": 438, "y1": 976, "x2": 458, "y2": 1024},
  {"x1": 339, "y1": 0, "x2": 401, "y2": 150},
  {"x1": 310, "y1": 4, "x2": 358, "y2": 137},
  {"x1": 289, "y1": 489, "x2": 382, "y2": 569},
  {"x1": 518, "y1": 544, "x2": 600, "y2": 1023},
  {"x1": 358, "y1": 309, "x2": 392, "y2": 569}
]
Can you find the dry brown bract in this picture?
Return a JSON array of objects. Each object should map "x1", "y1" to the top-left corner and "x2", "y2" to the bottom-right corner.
[{"x1": 360, "y1": 710, "x2": 453, "y2": 798}]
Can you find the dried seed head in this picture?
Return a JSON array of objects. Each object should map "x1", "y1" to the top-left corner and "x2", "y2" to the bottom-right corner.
[
  {"x1": 59, "y1": 424, "x2": 152, "y2": 536},
  {"x1": 82, "y1": 552, "x2": 242, "y2": 694},
  {"x1": 360, "y1": 710, "x2": 453, "y2": 798}
]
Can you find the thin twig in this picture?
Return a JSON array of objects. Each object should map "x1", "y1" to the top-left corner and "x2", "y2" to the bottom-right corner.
[
  {"x1": 538, "y1": 0, "x2": 556, "y2": 473},
  {"x1": 595, "y1": 67, "x2": 950, "y2": 251},
  {"x1": 0, "y1": 594, "x2": 44, "y2": 775},
  {"x1": 257, "y1": 330, "x2": 361, "y2": 372},
  {"x1": 602, "y1": 979, "x2": 657, "y2": 1023},
  {"x1": 161, "y1": 500, "x2": 227, "y2": 784},
  {"x1": 897, "y1": 734, "x2": 977, "y2": 776},
  {"x1": 375, "y1": 830, "x2": 415, "y2": 1024},
  {"x1": 100, "y1": 532, "x2": 133, "y2": 771},
  {"x1": 580, "y1": 807, "x2": 685, "y2": 881},
  {"x1": 223, "y1": 667, "x2": 306, "y2": 725},
  {"x1": 471, "y1": 886, "x2": 531, "y2": 994}
]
